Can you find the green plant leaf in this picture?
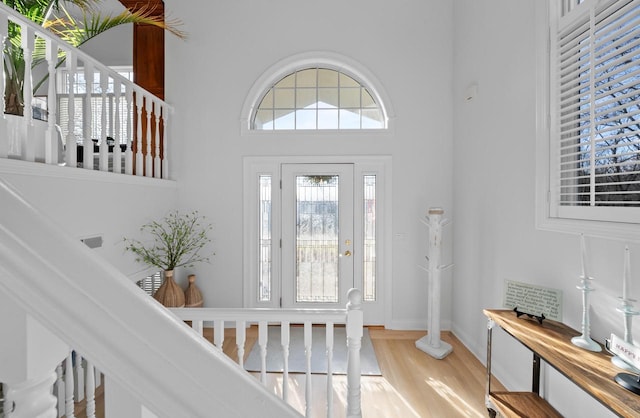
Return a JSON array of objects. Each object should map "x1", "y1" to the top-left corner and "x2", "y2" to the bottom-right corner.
[{"x1": 123, "y1": 211, "x2": 213, "y2": 271}]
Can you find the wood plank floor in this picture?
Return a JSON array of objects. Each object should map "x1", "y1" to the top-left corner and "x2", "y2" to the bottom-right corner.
[{"x1": 77, "y1": 327, "x2": 503, "y2": 418}]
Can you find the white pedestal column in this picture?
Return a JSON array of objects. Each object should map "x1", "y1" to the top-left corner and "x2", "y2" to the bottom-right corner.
[{"x1": 416, "y1": 207, "x2": 453, "y2": 359}]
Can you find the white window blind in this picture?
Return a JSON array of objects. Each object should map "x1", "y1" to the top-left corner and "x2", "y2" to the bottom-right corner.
[{"x1": 552, "y1": 0, "x2": 640, "y2": 223}]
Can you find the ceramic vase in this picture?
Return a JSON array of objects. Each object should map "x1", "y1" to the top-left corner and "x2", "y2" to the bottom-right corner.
[{"x1": 184, "y1": 274, "x2": 203, "y2": 307}]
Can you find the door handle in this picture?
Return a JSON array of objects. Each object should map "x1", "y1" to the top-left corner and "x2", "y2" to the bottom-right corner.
[{"x1": 343, "y1": 250, "x2": 352, "y2": 257}]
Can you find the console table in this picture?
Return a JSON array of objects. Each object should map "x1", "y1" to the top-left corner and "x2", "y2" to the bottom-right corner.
[{"x1": 484, "y1": 309, "x2": 640, "y2": 417}]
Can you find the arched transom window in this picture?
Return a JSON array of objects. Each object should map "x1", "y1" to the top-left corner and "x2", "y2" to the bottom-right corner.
[{"x1": 253, "y1": 68, "x2": 385, "y2": 130}]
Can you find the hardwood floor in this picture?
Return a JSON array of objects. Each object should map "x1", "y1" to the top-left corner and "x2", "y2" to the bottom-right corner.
[
  {"x1": 207, "y1": 326, "x2": 503, "y2": 418},
  {"x1": 80, "y1": 327, "x2": 502, "y2": 418}
]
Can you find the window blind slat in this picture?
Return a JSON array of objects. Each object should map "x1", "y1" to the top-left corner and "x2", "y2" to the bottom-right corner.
[{"x1": 552, "y1": 0, "x2": 640, "y2": 215}]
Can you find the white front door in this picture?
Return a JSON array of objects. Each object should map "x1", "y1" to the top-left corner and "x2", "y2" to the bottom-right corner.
[
  {"x1": 243, "y1": 156, "x2": 389, "y2": 325},
  {"x1": 281, "y1": 164, "x2": 354, "y2": 308}
]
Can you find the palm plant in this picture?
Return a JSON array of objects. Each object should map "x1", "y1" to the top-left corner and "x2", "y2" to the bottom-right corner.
[{"x1": 2, "y1": 0, "x2": 185, "y2": 115}]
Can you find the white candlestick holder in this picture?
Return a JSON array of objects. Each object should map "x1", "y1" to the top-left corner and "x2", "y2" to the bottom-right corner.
[
  {"x1": 613, "y1": 299, "x2": 640, "y2": 372},
  {"x1": 571, "y1": 274, "x2": 602, "y2": 352}
]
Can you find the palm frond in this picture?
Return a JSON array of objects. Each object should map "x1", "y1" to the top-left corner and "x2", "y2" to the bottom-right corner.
[{"x1": 45, "y1": 3, "x2": 186, "y2": 48}]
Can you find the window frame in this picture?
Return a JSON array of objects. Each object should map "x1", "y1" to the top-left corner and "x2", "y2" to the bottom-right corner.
[
  {"x1": 536, "y1": 0, "x2": 640, "y2": 241},
  {"x1": 240, "y1": 51, "x2": 395, "y2": 136},
  {"x1": 252, "y1": 67, "x2": 385, "y2": 131}
]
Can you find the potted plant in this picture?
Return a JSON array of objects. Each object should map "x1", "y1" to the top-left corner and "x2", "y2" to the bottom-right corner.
[{"x1": 124, "y1": 211, "x2": 213, "y2": 307}]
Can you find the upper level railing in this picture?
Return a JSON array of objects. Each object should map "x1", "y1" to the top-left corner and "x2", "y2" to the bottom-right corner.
[{"x1": 0, "y1": 2, "x2": 170, "y2": 178}]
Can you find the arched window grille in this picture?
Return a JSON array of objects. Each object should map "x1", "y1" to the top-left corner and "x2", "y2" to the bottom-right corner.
[{"x1": 252, "y1": 67, "x2": 385, "y2": 130}]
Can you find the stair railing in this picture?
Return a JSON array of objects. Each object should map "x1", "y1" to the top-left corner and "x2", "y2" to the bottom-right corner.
[
  {"x1": 51, "y1": 351, "x2": 103, "y2": 418},
  {"x1": 0, "y1": 178, "x2": 301, "y2": 417},
  {"x1": 170, "y1": 289, "x2": 364, "y2": 418},
  {"x1": 0, "y1": 3, "x2": 171, "y2": 178},
  {"x1": 41, "y1": 291, "x2": 364, "y2": 418}
]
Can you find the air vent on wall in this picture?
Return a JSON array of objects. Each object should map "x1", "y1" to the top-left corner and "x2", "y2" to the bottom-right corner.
[{"x1": 81, "y1": 235, "x2": 103, "y2": 249}]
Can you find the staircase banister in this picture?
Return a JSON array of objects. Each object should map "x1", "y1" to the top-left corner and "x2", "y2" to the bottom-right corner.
[
  {"x1": 0, "y1": 2, "x2": 172, "y2": 111},
  {"x1": 171, "y1": 307, "x2": 348, "y2": 324},
  {"x1": 0, "y1": 178, "x2": 301, "y2": 418}
]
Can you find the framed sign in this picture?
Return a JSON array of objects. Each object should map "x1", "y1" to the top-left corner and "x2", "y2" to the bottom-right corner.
[{"x1": 503, "y1": 279, "x2": 563, "y2": 321}]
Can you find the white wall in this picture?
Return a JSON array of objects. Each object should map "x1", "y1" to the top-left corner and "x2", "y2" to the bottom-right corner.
[
  {"x1": 164, "y1": 0, "x2": 455, "y2": 328},
  {"x1": 72, "y1": 0, "x2": 133, "y2": 66},
  {"x1": 79, "y1": 26, "x2": 132, "y2": 67},
  {"x1": 452, "y1": 1, "x2": 635, "y2": 416},
  {"x1": 0, "y1": 161, "x2": 178, "y2": 281}
]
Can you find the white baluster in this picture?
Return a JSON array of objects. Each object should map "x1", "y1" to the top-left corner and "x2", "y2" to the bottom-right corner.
[
  {"x1": 82, "y1": 63, "x2": 94, "y2": 170},
  {"x1": 281, "y1": 321, "x2": 290, "y2": 403},
  {"x1": 236, "y1": 320, "x2": 246, "y2": 367},
  {"x1": 85, "y1": 361, "x2": 95, "y2": 418},
  {"x1": 258, "y1": 320, "x2": 268, "y2": 384},
  {"x1": 214, "y1": 319, "x2": 225, "y2": 351},
  {"x1": 74, "y1": 354, "x2": 85, "y2": 401},
  {"x1": 54, "y1": 363, "x2": 64, "y2": 417},
  {"x1": 0, "y1": 11, "x2": 7, "y2": 159},
  {"x1": 124, "y1": 85, "x2": 133, "y2": 175},
  {"x1": 135, "y1": 90, "x2": 143, "y2": 176},
  {"x1": 346, "y1": 289, "x2": 363, "y2": 418},
  {"x1": 21, "y1": 24, "x2": 34, "y2": 162},
  {"x1": 65, "y1": 55, "x2": 77, "y2": 167},
  {"x1": 145, "y1": 96, "x2": 153, "y2": 177},
  {"x1": 6, "y1": 372, "x2": 57, "y2": 418},
  {"x1": 326, "y1": 322, "x2": 334, "y2": 418},
  {"x1": 65, "y1": 352, "x2": 75, "y2": 418},
  {"x1": 99, "y1": 71, "x2": 108, "y2": 171},
  {"x1": 304, "y1": 321, "x2": 312, "y2": 418},
  {"x1": 192, "y1": 319, "x2": 204, "y2": 336},
  {"x1": 45, "y1": 38, "x2": 58, "y2": 165},
  {"x1": 113, "y1": 79, "x2": 122, "y2": 174},
  {"x1": 154, "y1": 101, "x2": 161, "y2": 178},
  {"x1": 162, "y1": 107, "x2": 169, "y2": 179}
]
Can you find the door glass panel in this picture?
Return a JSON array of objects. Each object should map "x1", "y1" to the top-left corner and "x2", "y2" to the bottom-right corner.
[
  {"x1": 296, "y1": 175, "x2": 339, "y2": 303},
  {"x1": 363, "y1": 175, "x2": 376, "y2": 302},
  {"x1": 259, "y1": 175, "x2": 272, "y2": 302}
]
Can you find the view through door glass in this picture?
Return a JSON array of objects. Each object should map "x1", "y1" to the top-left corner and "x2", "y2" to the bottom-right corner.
[{"x1": 281, "y1": 164, "x2": 354, "y2": 308}]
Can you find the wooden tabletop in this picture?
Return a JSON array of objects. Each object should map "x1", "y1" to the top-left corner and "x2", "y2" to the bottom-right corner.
[{"x1": 484, "y1": 309, "x2": 640, "y2": 417}]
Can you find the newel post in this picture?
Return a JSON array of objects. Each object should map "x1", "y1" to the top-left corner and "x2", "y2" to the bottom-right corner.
[
  {"x1": 346, "y1": 288, "x2": 363, "y2": 418},
  {"x1": 0, "y1": 290, "x2": 68, "y2": 418}
]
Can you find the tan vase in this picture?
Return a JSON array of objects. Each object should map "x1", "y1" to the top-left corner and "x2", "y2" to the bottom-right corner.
[
  {"x1": 184, "y1": 274, "x2": 204, "y2": 307},
  {"x1": 153, "y1": 270, "x2": 185, "y2": 307}
]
